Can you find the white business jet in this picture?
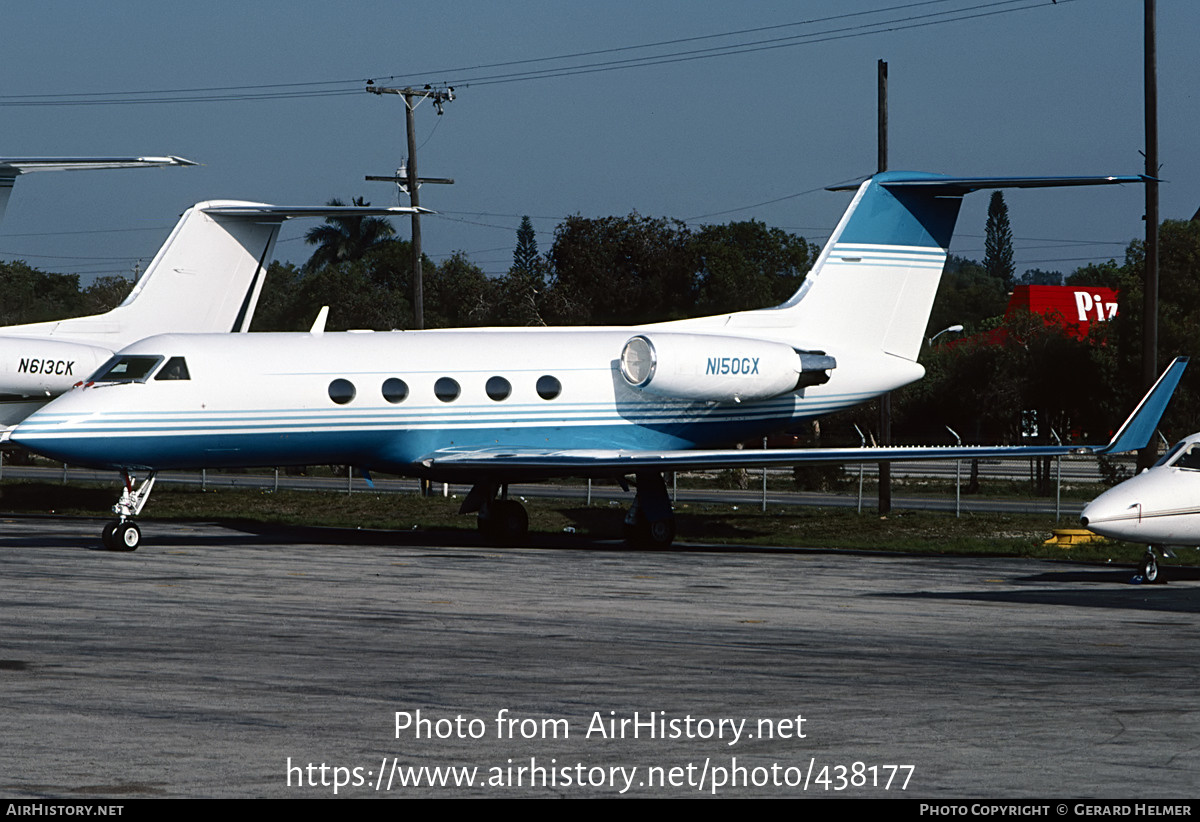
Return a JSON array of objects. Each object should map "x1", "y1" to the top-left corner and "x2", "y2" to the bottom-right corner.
[
  {"x1": 0, "y1": 200, "x2": 422, "y2": 430},
  {"x1": 10, "y1": 171, "x2": 1164, "y2": 551},
  {"x1": 1081, "y1": 431, "x2": 1200, "y2": 582}
]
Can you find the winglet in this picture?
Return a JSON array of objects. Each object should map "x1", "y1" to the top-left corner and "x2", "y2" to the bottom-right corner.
[{"x1": 1094, "y1": 357, "x2": 1188, "y2": 454}]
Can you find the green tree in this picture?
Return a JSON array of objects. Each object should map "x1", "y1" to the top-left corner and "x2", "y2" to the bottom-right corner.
[
  {"x1": 251, "y1": 239, "x2": 430, "y2": 332},
  {"x1": 925, "y1": 255, "x2": 1008, "y2": 338},
  {"x1": 1016, "y1": 268, "x2": 1063, "y2": 286},
  {"x1": 1065, "y1": 260, "x2": 1123, "y2": 290},
  {"x1": 984, "y1": 191, "x2": 1015, "y2": 290},
  {"x1": 424, "y1": 252, "x2": 497, "y2": 328},
  {"x1": 81, "y1": 275, "x2": 135, "y2": 314},
  {"x1": 1099, "y1": 219, "x2": 1200, "y2": 437},
  {"x1": 546, "y1": 212, "x2": 697, "y2": 325},
  {"x1": 0, "y1": 261, "x2": 87, "y2": 325},
  {"x1": 512, "y1": 216, "x2": 540, "y2": 276},
  {"x1": 288, "y1": 260, "x2": 409, "y2": 331},
  {"x1": 691, "y1": 220, "x2": 817, "y2": 315},
  {"x1": 248, "y1": 262, "x2": 305, "y2": 331},
  {"x1": 303, "y1": 197, "x2": 397, "y2": 272},
  {"x1": 484, "y1": 216, "x2": 553, "y2": 326}
]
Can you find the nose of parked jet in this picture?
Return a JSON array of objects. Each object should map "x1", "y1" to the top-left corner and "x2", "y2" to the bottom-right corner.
[
  {"x1": 1078, "y1": 470, "x2": 1158, "y2": 541},
  {"x1": 1079, "y1": 492, "x2": 1138, "y2": 539},
  {"x1": 8, "y1": 402, "x2": 108, "y2": 468}
]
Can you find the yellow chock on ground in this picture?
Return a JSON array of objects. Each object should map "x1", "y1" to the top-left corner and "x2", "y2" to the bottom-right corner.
[{"x1": 1044, "y1": 528, "x2": 1108, "y2": 547}]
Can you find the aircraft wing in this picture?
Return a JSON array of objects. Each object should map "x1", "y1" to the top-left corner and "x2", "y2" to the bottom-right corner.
[
  {"x1": 422, "y1": 443, "x2": 1088, "y2": 475},
  {"x1": 419, "y1": 357, "x2": 1188, "y2": 476}
]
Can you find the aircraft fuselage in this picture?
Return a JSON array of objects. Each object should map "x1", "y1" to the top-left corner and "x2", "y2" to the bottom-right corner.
[{"x1": 10, "y1": 329, "x2": 914, "y2": 477}]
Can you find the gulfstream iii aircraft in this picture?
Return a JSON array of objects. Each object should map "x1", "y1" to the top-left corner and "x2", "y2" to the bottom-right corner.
[
  {"x1": 10, "y1": 172, "x2": 1163, "y2": 551},
  {"x1": 1080, "y1": 427, "x2": 1200, "y2": 583},
  {"x1": 0, "y1": 201, "x2": 421, "y2": 430}
]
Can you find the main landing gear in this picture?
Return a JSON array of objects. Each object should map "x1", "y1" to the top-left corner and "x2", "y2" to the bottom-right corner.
[
  {"x1": 622, "y1": 471, "x2": 676, "y2": 549},
  {"x1": 101, "y1": 471, "x2": 156, "y2": 551},
  {"x1": 462, "y1": 482, "x2": 530, "y2": 544},
  {"x1": 461, "y1": 471, "x2": 678, "y2": 548}
]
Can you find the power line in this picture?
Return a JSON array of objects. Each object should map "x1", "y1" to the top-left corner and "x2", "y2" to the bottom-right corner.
[{"x1": 0, "y1": 1, "x2": 1064, "y2": 107}]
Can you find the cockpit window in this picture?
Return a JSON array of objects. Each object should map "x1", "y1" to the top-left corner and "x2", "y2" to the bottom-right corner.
[
  {"x1": 154, "y1": 357, "x2": 190, "y2": 381},
  {"x1": 90, "y1": 355, "x2": 163, "y2": 384},
  {"x1": 1155, "y1": 441, "x2": 1186, "y2": 468},
  {"x1": 1171, "y1": 444, "x2": 1200, "y2": 471}
]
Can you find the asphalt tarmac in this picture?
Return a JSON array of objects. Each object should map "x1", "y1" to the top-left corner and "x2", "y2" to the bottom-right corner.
[{"x1": 1, "y1": 516, "x2": 1198, "y2": 799}]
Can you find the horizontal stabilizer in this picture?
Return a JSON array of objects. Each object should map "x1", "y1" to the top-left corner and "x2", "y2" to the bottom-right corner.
[
  {"x1": 0, "y1": 156, "x2": 196, "y2": 175},
  {"x1": 201, "y1": 204, "x2": 428, "y2": 218},
  {"x1": 0, "y1": 156, "x2": 195, "y2": 225},
  {"x1": 827, "y1": 173, "x2": 1150, "y2": 193}
]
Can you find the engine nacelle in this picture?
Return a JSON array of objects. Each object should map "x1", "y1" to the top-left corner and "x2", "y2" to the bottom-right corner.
[
  {"x1": 619, "y1": 333, "x2": 834, "y2": 403},
  {"x1": 0, "y1": 338, "x2": 112, "y2": 397}
]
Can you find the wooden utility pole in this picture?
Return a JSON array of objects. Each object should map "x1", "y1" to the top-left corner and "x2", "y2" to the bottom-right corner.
[
  {"x1": 366, "y1": 83, "x2": 455, "y2": 331},
  {"x1": 877, "y1": 59, "x2": 892, "y2": 515},
  {"x1": 1139, "y1": 0, "x2": 1160, "y2": 471}
]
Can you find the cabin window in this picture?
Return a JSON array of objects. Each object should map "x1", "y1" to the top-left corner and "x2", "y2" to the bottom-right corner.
[
  {"x1": 92, "y1": 355, "x2": 163, "y2": 384},
  {"x1": 154, "y1": 357, "x2": 190, "y2": 381},
  {"x1": 434, "y1": 377, "x2": 461, "y2": 403},
  {"x1": 536, "y1": 375, "x2": 562, "y2": 400},
  {"x1": 382, "y1": 378, "x2": 409, "y2": 404},
  {"x1": 328, "y1": 378, "x2": 356, "y2": 405},
  {"x1": 485, "y1": 376, "x2": 511, "y2": 401}
]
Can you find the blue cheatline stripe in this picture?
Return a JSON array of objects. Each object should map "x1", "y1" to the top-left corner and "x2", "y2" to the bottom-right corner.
[
  {"x1": 14, "y1": 414, "x2": 825, "y2": 472},
  {"x1": 18, "y1": 389, "x2": 883, "y2": 436},
  {"x1": 826, "y1": 243, "x2": 947, "y2": 269},
  {"x1": 16, "y1": 403, "x2": 873, "y2": 440}
]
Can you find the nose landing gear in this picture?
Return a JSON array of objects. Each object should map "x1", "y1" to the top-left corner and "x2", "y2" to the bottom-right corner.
[{"x1": 100, "y1": 471, "x2": 156, "y2": 551}]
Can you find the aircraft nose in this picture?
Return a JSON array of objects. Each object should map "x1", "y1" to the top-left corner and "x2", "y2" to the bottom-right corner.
[
  {"x1": 9, "y1": 406, "x2": 100, "y2": 466},
  {"x1": 1079, "y1": 488, "x2": 1142, "y2": 539}
]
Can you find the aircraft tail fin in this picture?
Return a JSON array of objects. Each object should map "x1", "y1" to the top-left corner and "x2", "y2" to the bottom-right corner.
[
  {"x1": 33, "y1": 201, "x2": 421, "y2": 342},
  {"x1": 734, "y1": 173, "x2": 1146, "y2": 363},
  {"x1": 101, "y1": 200, "x2": 284, "y2": 335}
]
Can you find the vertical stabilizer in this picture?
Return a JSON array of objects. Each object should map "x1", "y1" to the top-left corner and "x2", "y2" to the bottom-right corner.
[
  {"x1": 3, "y1": 200, "x2": 418, "y2": 346},
  {"x1": 92, "y1": 200, "x2": 283, "y2": 338},
  {"x1": 724, "y1": 173, "x2": 1146, "y2": 362}
]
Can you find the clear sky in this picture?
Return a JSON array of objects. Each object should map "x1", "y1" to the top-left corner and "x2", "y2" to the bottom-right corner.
[{"x1": 1, "y1": 0, "x2": 1195, "y2": 287}]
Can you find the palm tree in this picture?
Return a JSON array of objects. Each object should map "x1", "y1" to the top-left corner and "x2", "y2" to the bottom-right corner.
[{"x1": 303, "y1": 197, "x2": 396, "y2": 271}]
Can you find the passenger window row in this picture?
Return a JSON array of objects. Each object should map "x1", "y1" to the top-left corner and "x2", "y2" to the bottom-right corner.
[{"x1": 328, "y1": 375, "x2": 562, "y2": 405}]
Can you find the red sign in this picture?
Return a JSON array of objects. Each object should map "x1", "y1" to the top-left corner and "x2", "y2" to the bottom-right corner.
[{"x1": 1005, "y1": 285, "x2": 1118, "y2": 339}]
